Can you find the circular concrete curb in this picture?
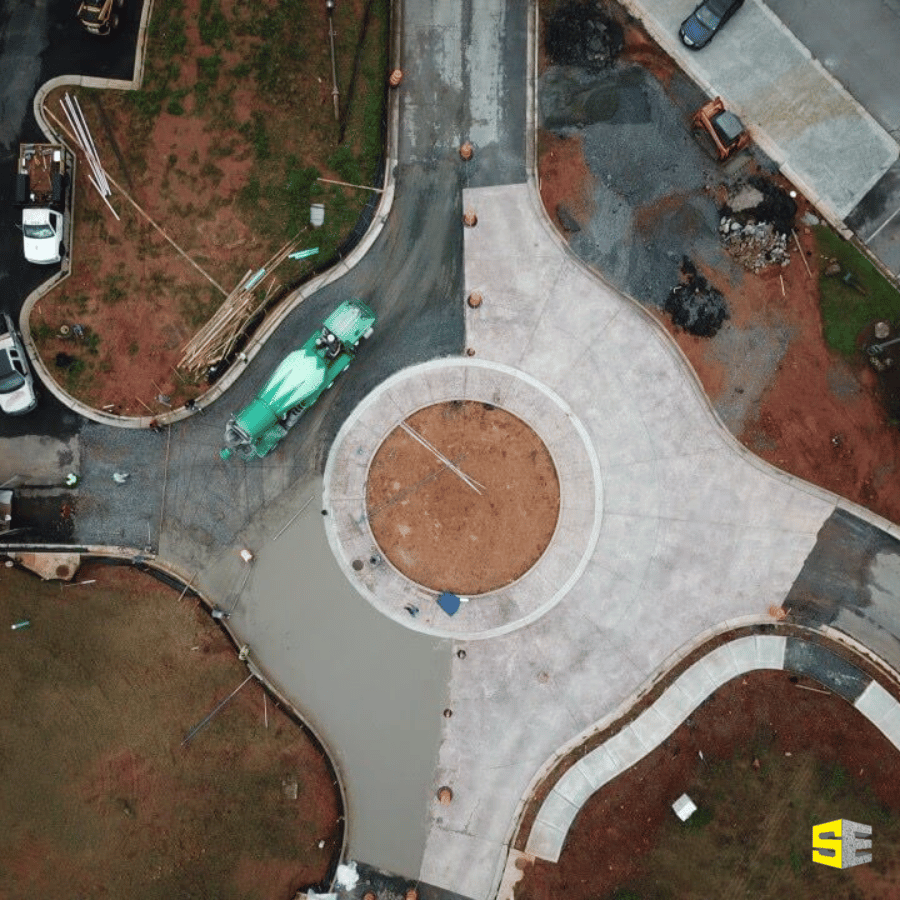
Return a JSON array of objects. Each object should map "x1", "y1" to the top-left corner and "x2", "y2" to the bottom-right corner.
[{"x1": 322, "y1": 357, "x2": 603, "y2": 639}]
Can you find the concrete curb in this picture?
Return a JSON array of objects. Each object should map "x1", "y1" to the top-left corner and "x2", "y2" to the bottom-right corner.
[
  {"x1": 515, "y1": 628, "x2": 900, "y2": 866},
  {"x1": 19, "y1": 0, "x2": 402, "y2": 431},
  {"x1": 322, "y1": 357, "x2": 604, "y2": 640}
]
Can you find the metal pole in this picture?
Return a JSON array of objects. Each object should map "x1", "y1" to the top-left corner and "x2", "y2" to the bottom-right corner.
[
  {"x1": 181, "y1": 674, "x2": 254, "y2": 746},
  {"x1": 327, "y1": 2, "x2": 339, "y2": 121}
]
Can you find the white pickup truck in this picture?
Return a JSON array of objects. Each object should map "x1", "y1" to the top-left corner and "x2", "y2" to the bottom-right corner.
[{"x1": 15, "y1": 144, "x2": 70, "y2": 265}]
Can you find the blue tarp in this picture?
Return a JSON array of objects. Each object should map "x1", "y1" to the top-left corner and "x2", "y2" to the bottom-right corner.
[{"x1": 437, "y1": 592, "x2": 461, "y2": 616}]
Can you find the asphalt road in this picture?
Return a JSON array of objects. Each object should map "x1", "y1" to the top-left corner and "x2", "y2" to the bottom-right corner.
[
  {"x1": 68, "y1": 0, "x2": 527, "y2": 556},
  {"x1": 0, "y1": 0, "x2": 144, "y2": 446}
]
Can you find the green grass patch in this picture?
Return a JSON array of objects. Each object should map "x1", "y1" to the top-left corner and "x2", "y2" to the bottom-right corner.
[
  {"x1": 608, "y1": 746, "x2": 899, "y2": 900},
  {"x1": 199, "y1": 0, "x2": 230, "y2": 46},
  {"x1": 816, "y1": 225, "x2": 900, "y2": 357},
  {"x1": 101, "y1": 274, "x2": 127, "y2": 306}
]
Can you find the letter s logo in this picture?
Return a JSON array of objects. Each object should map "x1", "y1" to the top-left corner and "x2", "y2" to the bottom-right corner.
[{"x1": 813, "y1": 820, "x2": 843, "y2": 868}]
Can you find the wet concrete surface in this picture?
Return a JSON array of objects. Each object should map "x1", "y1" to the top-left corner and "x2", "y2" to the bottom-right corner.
[
  {"x1": 219, "y1": 477, "x2": 452, "y2": 880},
  {"x1": 785, "y1": 508, "x2": 900, "y2": 672},
  {"x1": 402, "y1": 0, "x2": 526, "y2": 186}
]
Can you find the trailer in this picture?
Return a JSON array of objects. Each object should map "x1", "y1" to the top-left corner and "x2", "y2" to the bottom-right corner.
[
  {"x1": 15, "y1": 144, "x2": 70, "y2": 265},
  {"x1": 220, "y1": 299, "x2": 376, "y2": 461}
]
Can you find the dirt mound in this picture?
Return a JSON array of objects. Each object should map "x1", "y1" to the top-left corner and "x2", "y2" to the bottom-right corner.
[
  {"x1": 544, "y1": 1, "x2": 624, "y2": 71},
  {"x1": 664, "y1": 257, "x2": 729, "y2": 338},
  {"x1": 717, "y1": 176, "x2": 797, "y2": 272}
]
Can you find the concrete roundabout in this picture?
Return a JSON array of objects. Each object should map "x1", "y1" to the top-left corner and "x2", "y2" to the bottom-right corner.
[{"x1": 322, "y1": 357, "x2": 603, "y2": 639}]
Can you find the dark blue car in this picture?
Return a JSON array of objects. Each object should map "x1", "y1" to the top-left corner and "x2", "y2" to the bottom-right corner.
[{"x1": 679, "y1": 0, "x2": 744, "y2": 49}]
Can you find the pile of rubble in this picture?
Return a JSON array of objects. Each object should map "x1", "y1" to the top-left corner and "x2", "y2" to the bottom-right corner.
[
  {"x1": 718, "y1": 177, "x2": 798, "y2": 273},
  {"x1": 664, "y1": 257, "x2": 729, "y2": 338},
  {"x1": 718, "y1": 217, "x2": 790, "y2": 272},
  {"x1": 545, "y1": 1, "x2": 624, "y2": 71}
]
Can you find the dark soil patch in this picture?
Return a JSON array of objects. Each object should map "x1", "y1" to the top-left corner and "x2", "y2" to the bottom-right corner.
[
  {"x1": 721, "y1": 175, "x2": 798, "y2": 236},
  {"x1": 664, "y1": 256, "x2": 729, "y2": 337},
  {"x1": 544, "y1": 0, "x2": 624, "y2": 71}
]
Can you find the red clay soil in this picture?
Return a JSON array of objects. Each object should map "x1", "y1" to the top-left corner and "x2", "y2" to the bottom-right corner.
[
  {"x1": 0, "y1": 563, "x2": 341, "y2": 900},
  {"x1": 539, "y1": 135, "x2": 900, "y2": 526},
  {"x1": 666, "y1": 217, "x2": 900, "y2": 525},
  {"x1": 539, "y1": 132, "x2": 595, "y2": 233},
  {"x1": 366, "y1": 401, "x2": 561, "y2": 595},
  {"x1": 33, "y1": 0, "x2": 372, "y2": 415},
  {"x1": 515, "y1": 670, "x2": 900, "y2": 900}
]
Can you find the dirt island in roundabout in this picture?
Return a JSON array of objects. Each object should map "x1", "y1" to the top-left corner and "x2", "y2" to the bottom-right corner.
[{"x1": 322, "y1": 358, "x2": 603, "y2": 638}]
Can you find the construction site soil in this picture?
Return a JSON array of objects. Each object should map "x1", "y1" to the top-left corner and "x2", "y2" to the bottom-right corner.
[
  {"x1": 514, "y1": 668, "x2": 900, "y2": 900},
  {"x1": 32, "y1": 0, "x2": 379, "y2": 416},
  {"x1": 366, "y1": 401, "x2": 561, "y2": 595},
  {"x1": 0, "y1": 563, "x2": 340, "y2": 900},
  {"x1": 538, "y1": 0, "x2": 900, "y2": 526}
]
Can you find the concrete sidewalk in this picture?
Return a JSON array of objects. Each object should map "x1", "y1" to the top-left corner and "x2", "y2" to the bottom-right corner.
[
  {"x1": 620, "y1": 0, "x2": 898, "y2": 224},
  {"x1": 525, "y1": 633, "x2": 900, "y2": 862},
  {"x1": 413, "y1": 181, "x2": 844, "y2": 900}
]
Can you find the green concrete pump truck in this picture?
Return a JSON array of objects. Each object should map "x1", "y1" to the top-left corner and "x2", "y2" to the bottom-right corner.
[{"x1": 220, "y1": 299, "x2": 376, "y2": 461}]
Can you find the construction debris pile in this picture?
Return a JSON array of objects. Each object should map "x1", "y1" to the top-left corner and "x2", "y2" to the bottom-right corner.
[
  {"x1": 718, "y1": 177, "x2": 797, "y2": 273},
  {"x1": 665, "y1": 257, "x2": 729, "y2": 338},
  {"x1": 545, "y1": 1, "x2": 624, "y2": 71}
]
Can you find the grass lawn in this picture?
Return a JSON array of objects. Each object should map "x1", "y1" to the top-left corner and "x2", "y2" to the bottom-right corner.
[
  {"x1": 816, "y1": 225, "x2": 900, "y2": 358},
  {"x1": 611, "y1": 738, "x2": 899, "y2": 900},
  {"x1": 0, "y1": 563, "x2": 341, "y2": 899},
  {"x1": 32, "y1": 0, "x2": 389, "y2": 412}
]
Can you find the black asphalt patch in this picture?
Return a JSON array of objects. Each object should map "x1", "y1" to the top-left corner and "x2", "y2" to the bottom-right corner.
[
  {"x1": 784, "y1": 637, "x2": 870, "y2": 702},
  {"x1": 784, "y1": 507, "x2": 900, "y2": 671}
]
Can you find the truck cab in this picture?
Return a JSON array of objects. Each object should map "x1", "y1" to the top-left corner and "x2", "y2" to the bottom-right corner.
[
  {"x1": 22, "y1": 208, "x2": 65, "y2": 265},
  {"x1": 77, "y1": 0, "x2": 123, "y2": 35}
]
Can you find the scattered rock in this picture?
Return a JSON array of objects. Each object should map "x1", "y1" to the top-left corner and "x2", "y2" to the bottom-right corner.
[
  {"x1": 718, "y1": 176, "x2": 797, "y2": 272},
  {"x1": 556, "y1": 203, "x2": 582, "y2": 232},
  {"x1": 801, "y1": 211, "x2": 820, "y2": 226},
  {"x1": 719, "y1": 216, "x2": 790, "y2": 272}
]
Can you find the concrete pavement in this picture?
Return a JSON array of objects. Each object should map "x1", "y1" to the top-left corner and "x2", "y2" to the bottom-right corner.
[
  {"x1": 12, "y1": 0, "x2": 900, "y2": 897},
  {"x1": 409, "y1": 180, "x2": 846, "y2": 900},
  {"x1": 620, "y1": 0, "x2": 898, "y2": 225}
]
